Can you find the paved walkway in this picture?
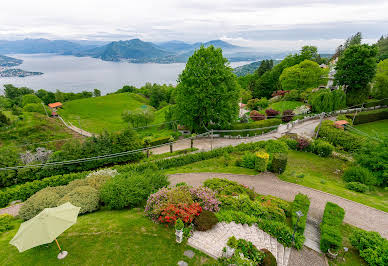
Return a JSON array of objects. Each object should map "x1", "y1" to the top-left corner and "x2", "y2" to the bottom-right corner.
[
  {"x1": 169, "y1": 173, "x2": 388, "y2": 239},
  {"x1": 188, "y1": 221, "x2": 291, "y2": 266},
  {"x1": 0, "y1": 203, "x2": 23, "y2": 216}
]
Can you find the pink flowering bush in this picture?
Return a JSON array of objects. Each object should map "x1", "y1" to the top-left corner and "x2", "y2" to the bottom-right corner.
[
  {"x1": 145, "y1": 185, "x2": 220, "y2": 221},
  {"x1": 190, "y1": 187, "x2": 220, "y2": 212}
]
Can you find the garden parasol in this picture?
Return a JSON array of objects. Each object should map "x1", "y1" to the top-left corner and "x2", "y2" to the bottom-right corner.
[{"x1": 10, "y1": 202, "x2": 80, "y2": 259}]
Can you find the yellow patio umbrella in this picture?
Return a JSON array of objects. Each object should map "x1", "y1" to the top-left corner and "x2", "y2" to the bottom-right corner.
[{"x1": 10, "y1": 202, "x2": 80, "y2": 259}]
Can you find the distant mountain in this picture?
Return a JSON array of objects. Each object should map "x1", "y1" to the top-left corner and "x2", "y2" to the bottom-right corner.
[
  {"x1": 75, "y1": 39, "x2": 174, "y2": 62},
  {"x1": 156, "y1": 40, "x2": 193, "y2": 52},
  {"x1": 0, "y1": 55, "x2": 23, "y2": 67},
  {"x1": 233, "y1": 61, "x2": 262, "y2": 77},
  {"x1": 0, "y1": 38, "x2": 87, "y2": 54}
]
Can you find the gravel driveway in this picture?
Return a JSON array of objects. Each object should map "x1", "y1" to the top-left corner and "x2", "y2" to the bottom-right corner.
[{"x1": 169, "y1": 172, "x2": 388, "y2": 239}]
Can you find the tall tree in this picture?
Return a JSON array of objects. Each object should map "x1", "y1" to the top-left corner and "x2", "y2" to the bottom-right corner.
[
  {"x1": 376, "y1": 35, "x2": 388, "y2": 62},
  {"x1": 279, "y1": 60, "x2": 328, "y2": 91},
  {"x1": 332, "y1": 32, "x2": 363, "y2": 60},
  {"x1": 175, "y1": 45, "x2": 239, "y2": 132},
  {"x1": 335, "y1": 44, "x2": 378, "y2": 105},
  {"x1": 372, "y1": 59, "x2": 388, "y2": 99}
]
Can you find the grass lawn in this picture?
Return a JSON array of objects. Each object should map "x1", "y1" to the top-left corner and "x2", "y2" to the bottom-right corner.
[
  {"x1": 353, "y1": 119, "x2": 388, "y2": 139},
  {"x1": 279, "y1": 151, "x2": 388, "y2": 212},
  {"x1": 0, "y1": 208, "x2": 217, "y2": 266},
  {"x1": 0, "y1": 112, "x2": 73, "y2": 150},
  {"x1": 267, "y1": 101, "x2": 304, "y2": 112},
  {"x1": 58, "y1": 93, "x2": 151, "y2": 134},
  {"x1": 328, "y1": 224, "x2": 367, "y2": 266}
]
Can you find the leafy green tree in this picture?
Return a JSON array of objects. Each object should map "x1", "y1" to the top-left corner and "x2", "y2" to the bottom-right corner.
[
  {"x1": 122, "y1": 109, "x2": 155, "y2": 127},
  {"x1": 3, "y1": 84, "x2": 34, "y2": 100},
  {"x1": 372, "y1": 59, "x2": 388, "y2": 99},
  {"x1": 0, "y1": 96, "x2": 12, "y2": 110},
  {"x1": 280, "y1": 60, "x2": 328, "y2": 91},
  {"x1": 335, "y1": 44, "x2": 378, "y2": 105},
  {"x1": 255, "y1": 59, "x2": 274, "y2": 77},
  {"x1": 175, "y1": 45, "x2": 239, "y2": 132},
  {"x1": 21, "y1": 94, "x2": 41, "y2": 107},
  {"x1": 0, "y1": 111, "x2": 10, "y2": 127},
  {"x1": 35, "y1": 89, "x2": 56, "y2": 105},
  {"x1": 23, "y1": 103, "x2": 45, "y2": 115},
  {"x1": 115, "y1": 85, "x2": 136, "y2": 94},
  {"x1": 376, "y1": 35, "x2": 388, "y2": 61},
  {"x1": 332, "y1": 32, "x2": 363, "y2": 60},
  {"x1": 93, "y1": 89, "x2": 101, "y2": 97},
  {"x1": 240, "y1": 88, "x2": 252, "y2": 104}
]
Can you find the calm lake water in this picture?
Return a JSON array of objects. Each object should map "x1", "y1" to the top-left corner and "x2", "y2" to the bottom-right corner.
[{"x1": 0, "y1": 54, "x2": 250, "y2": 95}]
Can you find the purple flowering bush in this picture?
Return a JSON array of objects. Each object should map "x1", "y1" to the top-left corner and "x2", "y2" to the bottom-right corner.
[
  {"x1": 190, "y1": 187, "x2": 220, "y2": 212},
  {"x1": 145, "y1": 185, "x2": 220, "y2": 220}
]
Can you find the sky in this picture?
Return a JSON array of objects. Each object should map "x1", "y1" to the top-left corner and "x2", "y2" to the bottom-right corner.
[{"x1": 0, "y1": 0, "x2": 387, "y2": 52}]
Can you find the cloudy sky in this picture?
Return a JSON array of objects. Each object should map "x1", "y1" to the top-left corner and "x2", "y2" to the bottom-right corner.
[{"x1": 0, "y1": 0, "x2": 387, "y2": 52}]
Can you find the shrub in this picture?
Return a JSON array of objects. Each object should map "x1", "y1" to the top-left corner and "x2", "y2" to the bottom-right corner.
[
  {"x1": 101, "y1": 171, "x2": 168, "y2": 209},
  {"x1": 220, "y1": 238, "x2": 265, "y2": 265},
  {"x1": 23, "y1": 103, "x2": 45, "y2": 115},
  {"x1": 189, "y1": 186, "x2": 220, "y2": 212},
  {"x1": 19, "y1": 187, "x2": 61, "y2": 221},
  {"x1": 59, "y1": 186, "x2": 100, "y2": 214},
  {"x1": 291, "y1": 193, "x2": 310, "y2": 235},
  {"x1": 204, "y1": 178, "x2": 256, "y2": 200},
  {"x1": 317, "y1": 120, "x2": 364, "y2": 152},
  {"x1": 345, "y1": 182, "x2": 368, "y2": 193},
  {"x1": 250, "y1": 110, "x2": 265, "y2": 121},
  {"x1": 265, "y1": 108, "x2": 280, "y2": 118},
  {"x1": 350, "y1": 229, "x2": 388, "y2": 266},
  {"x1": 241, "y1": 152, "x2": 257, "y2": 169},
  {"x1": 158, "y1": 203, "x2": 202, "y2": 225},
  {"x1": 193, "y1": 210, "x2": 218, "y2": 231},
  {"x1": 84, "y1": 169, "x2": 118, "y2": 191},
  {"x1": 342, "y1": 166, "x2": 377, "y2": 185},
  {"x1": 282, "y1": 110, "x2": 294, "y2": 122},
  {"x1": 257, "y1": 219, "x2": 304, "y2": 249},
  {"x1": 228, "y1": 119, "x2": 282, "y2": 137},
  {"x1": 297, "y1": 137, "x2": 310, "y2": 151},
  {"x1": 311, "y1": 140, "x2": 334, "y2": 157},
  {"x1": 309, "y1": 89, "x2": 346, "y2": 113},
  {"x1": 149, "y1": 136, "x2": 171, "y2": 146},
  {"x1": 269, "y1": 153, "x2": 288, "y2": 174},
  {"x1": 255, "y1": 150, "x2": 269, "y2": 172},
  {"x1": 279, "y1": 136, "x2": 298, "y2": 150},
  {"x1": 346, "y1": 108, "x2": 388, "y2": 125},
  {"x1": 320, "y1": 202, "x2": 345, "y2": 252},
  {"x1": 0, "y1": 214, "x2": 14, "y2": 233},
  {"x1": 216, "y1": 209, "x2": 257, "y2": 225},
  {"x1": 264, "y1": 139, "x2": 289, "y2": 154},
  {"x1": 256, "y1": 195, "x2": 291, "y2": 217}
]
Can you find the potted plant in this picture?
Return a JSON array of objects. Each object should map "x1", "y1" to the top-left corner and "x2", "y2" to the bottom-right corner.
[
  {"x1": 175, "y1": 219, "x2": 184, "y2": 243},
  {"x1": 225, "y1": 236, "x2": 237, "y2": 258}
]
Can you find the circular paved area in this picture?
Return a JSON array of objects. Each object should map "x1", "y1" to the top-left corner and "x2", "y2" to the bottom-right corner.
[{"x1": 169, "y1": 172, "x2": 388, "y2": 239}]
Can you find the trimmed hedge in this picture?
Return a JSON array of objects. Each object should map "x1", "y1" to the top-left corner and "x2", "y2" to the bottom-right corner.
[
  {"x1": 342, "y1": 166, "x2": 377, "y2": 185},
  {"x1": 0, "y1": 214, "x2": 14, "y2": 233},
  {"x1": 345, "y1": 182, "x2": 368, "y2": 193},
  {"x1": 149, "y1": 136, "x2": 171, "y2": 146},
  {"x1": 320, "y1": 202, "x2": 345, "y2": 253},
  {"x1": 225, "y1": 119, "x2": 282, "y2": 137},
  {"x1": 346, "y1": 108, "x2": 388, "y2": 125},
  {"x1": 311, "y1": 140, "x2": 334, "y2": 157},
  {"x1": 269, "y1": 153, "x2": 288, "y2": 174},
  {"x1": 291, "y1": 193, "x2": 310, "y2": 235},
  {"x1": 317, "y1": 120, "x2": 364, "y2": 152}
]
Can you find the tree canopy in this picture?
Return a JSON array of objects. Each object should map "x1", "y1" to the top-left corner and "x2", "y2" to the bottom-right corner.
[
  {"x1": 334, "y1": 44, "x2": 378, "y2": 105},
  {"x1": 376, "y1": 35, "x2": 388, "y2": 62},
  {"x1": 372, "y1": 59, "x2": 388, "y2": 99},
  {"x1": 279, "y1": 60, "x2": 328, "y2": 91},
  {"x1": 175, "y1": 45, "x2": 239, "y2": 132}
]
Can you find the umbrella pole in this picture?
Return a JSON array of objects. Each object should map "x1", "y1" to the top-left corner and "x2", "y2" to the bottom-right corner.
[{"x1": 55, "y1": 239, "x2": 62, "y2": 252}]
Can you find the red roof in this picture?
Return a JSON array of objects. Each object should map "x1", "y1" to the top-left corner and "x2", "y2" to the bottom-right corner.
[
  {"x1": 335, "y1": 120, "x2": 349, "y2": 126},
  {"x1": 48, "y1": 102, "x2": 62, "y2": 108}
]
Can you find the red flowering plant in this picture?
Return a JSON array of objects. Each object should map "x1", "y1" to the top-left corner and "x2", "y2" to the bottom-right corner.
[
  {"x1": 271, "y1": 90, "x2": 290, "y2": 97},
  {"x1": 158, "y1": 203, "x2": 202, "y2": 226}
]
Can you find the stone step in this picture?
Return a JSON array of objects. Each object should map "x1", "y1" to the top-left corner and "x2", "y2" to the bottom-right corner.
[
  {"x1": 283, "y1": 247, "x2": 291, "y2": 266},
  {"x1": 277, "y1": 243, "x2": 284, "y2": 266}
]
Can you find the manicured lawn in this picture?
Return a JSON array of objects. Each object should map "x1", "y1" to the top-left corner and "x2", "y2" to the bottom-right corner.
[
  {"x1": 0, "y1": 112, "x2": 73, "y2": 150},
  {"x1": 165, "y1": 153, "x2": 257, "y2": 175},
  {"x1": 353, "y1": 119, "x2": 388, "y2": 139},
  {"x1": 58, "y1": 93, "x2": 151, "y2": 133},
  {"x1": 267, "y1": 101, "x2": 304, "y2": 112},
  {"x1": 0, "y1": 208, "x2": 217, "y2": 265},
  {"x1": 279, "y1": 151, "x2": 388, "y2": 212}
]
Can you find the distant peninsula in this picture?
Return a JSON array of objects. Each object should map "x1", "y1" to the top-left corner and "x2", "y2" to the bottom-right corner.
[{"x1": 0, "y1": 55, "x2": 43, "y2": 77}]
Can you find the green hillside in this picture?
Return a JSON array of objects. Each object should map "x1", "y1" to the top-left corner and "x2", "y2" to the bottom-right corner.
[{"x1": 58, "y1": 93, "x2": 173, "y2": 137}]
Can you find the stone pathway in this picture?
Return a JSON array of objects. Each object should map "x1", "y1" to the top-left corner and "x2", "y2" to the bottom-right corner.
[
  {"x1": 304, "y1": 217, "x2": 322, "y2": 253},
  {"x1": 0, "y1": 203, "x2": 23, "y2": 216},
  {"x1": 188, "y1": 221, "x2": 291, "y2": 266},
  {"x1": 169, "y1": 173, "x2": 388, "y2": 239}
]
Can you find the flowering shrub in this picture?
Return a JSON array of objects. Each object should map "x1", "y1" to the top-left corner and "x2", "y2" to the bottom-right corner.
[
  {"x1": 190, "y1": 186, "x2": 220, "y2": 212},
  {"x1": 282, "y1": 109, "x2": 294, "y2": 122},
  {"x1": 249, "y1": 110, "x2": 265, "y2": 121},
  {"x1": 158, "y1": 203, "x2": 202, "y2": 225},
  {"x1": 265, "y1": 108, "x2": 280, "y2": 118},
  {"x1": 271, "y1": 90, "x2": 290, "y2": 97},
  {"x1": 297, "y1": 137, "x2": 310, "y2": 151},
  {"x1": 293, "y1": 105, "x2": 310, "y2": 115},
  {"x1": 255, "y1": 150, "x2": 269, "y2": 172}
]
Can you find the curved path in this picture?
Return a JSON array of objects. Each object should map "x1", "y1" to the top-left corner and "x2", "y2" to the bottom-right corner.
[{"x1": 169, "y1": 172, "x2": 388, "y2": 239}]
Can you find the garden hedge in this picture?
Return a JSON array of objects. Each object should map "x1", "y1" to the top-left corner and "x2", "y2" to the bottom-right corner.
[
  {"x1": 320, "y1": 202, "x2": 345, "y2": 253},
  {"x1": 345, "y1": 108, "x2": 388, "y2": 125},
  {"x1": 224, "y1": 119, "x2": 282, "y2": 137},
  {"x1": 149, "y1": 136, "x2": 172, "y2": 146},
  {"x1": 291, "y1": 193, "x2": 310, "y2": 235}
]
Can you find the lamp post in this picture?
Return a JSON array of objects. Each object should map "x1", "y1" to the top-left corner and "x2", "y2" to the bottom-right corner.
[
  {"x1": 292, "y1": 210, "x2": 304, "y2": 244},
  {"x1": 341, "y1": 247, "x2": 348, "y2": 261}
]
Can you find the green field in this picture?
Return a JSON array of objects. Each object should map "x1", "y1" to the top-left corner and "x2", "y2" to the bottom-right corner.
[
  {"x1": 0, "y1": 111, "x2": 73, "y2": 150},
  {"x1": 267, "y1": 101, "x2": 304, "y2": 112},
  {"x1": 0, "y1": 208, "x2": 216, "y2": 266},
  {"x1": 58, "y1": 93, "x2": 175, "y2": 138},
  {"x1": 353, "y1": 119, "x2": 388, "y2": 139}
]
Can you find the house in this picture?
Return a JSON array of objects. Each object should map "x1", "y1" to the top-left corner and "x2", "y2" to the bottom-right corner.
[{"x1": 48, "y1": 102, "x2": 63, "y2": 109}]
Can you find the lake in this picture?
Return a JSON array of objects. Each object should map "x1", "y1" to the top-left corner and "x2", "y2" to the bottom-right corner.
[{"x1": 0, "y1": 54, "x2": 250, "y2": 95}]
